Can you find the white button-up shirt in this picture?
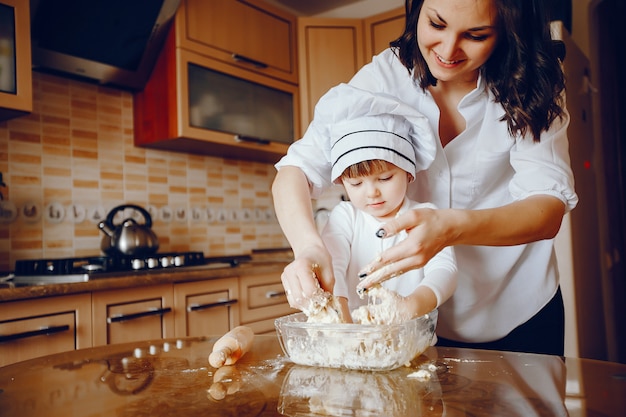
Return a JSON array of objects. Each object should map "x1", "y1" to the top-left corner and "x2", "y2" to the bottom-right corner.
[{"x1": 276, "y1": 48, "x2": 578, "y2": 342}]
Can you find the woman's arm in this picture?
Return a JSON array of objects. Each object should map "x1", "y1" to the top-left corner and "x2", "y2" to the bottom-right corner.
[
  {"x1": 357, "y1": 194, "x2": 565, "y2": 289},
  {"x1": 272, "y1": 166, "x2": 335, "y2": 307}
]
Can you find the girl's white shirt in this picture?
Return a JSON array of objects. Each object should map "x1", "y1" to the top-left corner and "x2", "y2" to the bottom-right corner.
[
  {"x1": 276, "y1": 48, "x2": 578, "y2": 342},
  {"x1": 322, "y1": 198, "x2": 458, "y2": 314}
]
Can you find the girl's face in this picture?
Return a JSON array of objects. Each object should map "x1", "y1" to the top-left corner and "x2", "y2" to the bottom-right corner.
[
  {"x1": 417, "y1": 0, "x2": 499, "y2": 85},
  {"x1": 341, "y1": 165, "x2": 410, "y2": 221}
]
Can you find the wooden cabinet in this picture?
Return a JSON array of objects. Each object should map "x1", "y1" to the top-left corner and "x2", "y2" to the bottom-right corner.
[
  {"x1": 297, "y1": 8, "x2": 405, "y2": 131},
  {"x1": 134, "y1": 0, "x2": 300, "y2": 163},
  {"x1": 92, "y1": 285, "x2": 175, "y2": 346},
  {"x1": 297, "y1": 18, "x2": 365, "y2": 129},
  {"x1": 0, "y1": 268, "x2": 291, "y2": 366},
  {"x1": 177, "y1": 0, "x2": 298, "y2": 84},
  {"x1": 85, "y1": 280, "x2": 242, "y2": 345},
  {"x1": 173, "y1": 278, "x2": 240, "y2": 337},
  {"x1": 0, "y1": 0, "x2": 32, "y2": 121},
  {"x1": 364, "y1": 7, "x2": 405, "y2": 58},
  {"x1": 239, "y1": 272, "x2": 293, "y2": 334},
  {"x1": 0, "y1": 294, "x2": 92, "y2": 367},
  {"x1": 134, "y1": 41, "x2": 298, "y2": 163}
]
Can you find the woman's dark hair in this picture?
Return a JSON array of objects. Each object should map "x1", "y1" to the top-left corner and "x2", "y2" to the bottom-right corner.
[{"x1": 390, "y1": 0, "x2": 565, "y2": 142}]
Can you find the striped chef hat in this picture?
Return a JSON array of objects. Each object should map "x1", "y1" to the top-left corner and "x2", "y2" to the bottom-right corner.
[{"x1": 320, "y1": 84, "x2": 437, "y2": 183}]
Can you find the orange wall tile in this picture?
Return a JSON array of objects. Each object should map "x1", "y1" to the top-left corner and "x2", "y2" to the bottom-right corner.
[{"x1": 0, "y1": 73, "x2": 287, "y2": 270}]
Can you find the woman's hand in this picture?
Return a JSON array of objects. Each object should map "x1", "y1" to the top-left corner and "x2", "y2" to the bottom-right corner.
[
  {"x1": 357, "y1": 207, "x2": 456, "y2": 292},
  {"x1": 356, "y1": 196, "x2": 565, "y2": 292},
  {"x1": 281, "y1": 245, "x2": 335, "y2": 310}
]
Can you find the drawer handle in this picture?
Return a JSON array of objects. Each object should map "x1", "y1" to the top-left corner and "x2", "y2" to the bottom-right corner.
[
  {"x1": 266, "y1": 290, "x2": 286, "y2": 299},
  {"x1": 231, "y1": 53, "x2": 268, "y2": 69},
  {"x1": 188, "y1": 299, "x2": 238, "y2": 312},
  {"x1": 107, "y1": 307, "x2": 172, "y2": 324},
  {"x1": 235, "y1": 135, "x2": 270, "y2": 146},
  {"x1": 0, "y1": 325, "x2": 71, "y2": 343}
]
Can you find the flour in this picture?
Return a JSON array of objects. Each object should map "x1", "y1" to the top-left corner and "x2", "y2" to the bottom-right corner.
[
  {"x1": 351, "y1": 286, "x2": 413, "y2": 325},
  {"x1": 302, "y1": 288, "x2": 345, "y2": 323},
  {"x1": 304, "y1": 286, "x2": 410, "y2": 325}
]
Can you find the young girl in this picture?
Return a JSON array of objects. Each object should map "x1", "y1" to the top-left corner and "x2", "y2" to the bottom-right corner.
[{"x1": 321, "y1": 85, "x2": 457, "y2": 322}]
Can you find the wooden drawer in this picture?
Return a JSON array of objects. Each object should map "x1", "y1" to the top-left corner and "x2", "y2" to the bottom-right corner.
[
  {"x1": 0, "y1": 294, "x2": 92, "y2": 367},
  {"x1": 239, "y1": 273, "x2": 293, "y2": 330},
  {"x1": 92, "y1": 285, "x2": 174, "y2": 346},
  {"x1": 173, "y1": 279, "x2": 240, "y2": 337}
]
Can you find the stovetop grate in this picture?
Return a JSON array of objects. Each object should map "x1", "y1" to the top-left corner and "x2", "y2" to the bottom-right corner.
[{"x1": 14, "y1": 252, "x2": 251, "y2": 276}]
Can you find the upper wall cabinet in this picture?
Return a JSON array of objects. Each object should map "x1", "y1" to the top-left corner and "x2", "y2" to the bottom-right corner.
[
  {"x1": 364, "y1": 7, "x2": 405, "y2": 58},
  {"x1": 134, "y1": 0, "x2": 300, "y2": 163},
  {"x1": 0, "y1": 0, "x2": 32, "y2": 121},
  {"x1": 297, "y1": 18, "x2": 365, "y2": 130},
  {"x1": 177, "y1": 0, "x2": 298, "y2": 85},
  {"x1": 297, "y1": 8, "x2": 405, "y2": 131}
]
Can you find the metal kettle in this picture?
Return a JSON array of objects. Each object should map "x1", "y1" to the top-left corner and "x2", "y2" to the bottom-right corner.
[{"x1": 98, "y1": 204, "x2": 160, "y2": 256}]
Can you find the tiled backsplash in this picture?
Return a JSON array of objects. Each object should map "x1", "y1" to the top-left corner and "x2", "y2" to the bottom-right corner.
[{"x1": 0, "y1": 72, "x2": 288, "y2": 270}]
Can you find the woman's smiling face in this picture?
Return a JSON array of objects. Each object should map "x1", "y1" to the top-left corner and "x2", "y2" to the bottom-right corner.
[{"x1": 417, "y1": 0, "x2": 499, "y2": 85}]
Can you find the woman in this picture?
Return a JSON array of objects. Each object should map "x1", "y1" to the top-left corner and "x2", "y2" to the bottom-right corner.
[{"x1": 272, "y1": 0, "x2": 577, "y2": 356}]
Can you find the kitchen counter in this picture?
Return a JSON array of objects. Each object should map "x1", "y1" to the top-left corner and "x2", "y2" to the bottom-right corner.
[
  {"x1": 0, "y1": 334, "x2": 624, "y2": 416},
  {"x1": 0, "y1": 260, "x2": 289, "y2": 303}
]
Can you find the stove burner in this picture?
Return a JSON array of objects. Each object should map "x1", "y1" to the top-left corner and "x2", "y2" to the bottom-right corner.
[{"x1": 13, "y1": 252, "x2": 251, "y2": 285}]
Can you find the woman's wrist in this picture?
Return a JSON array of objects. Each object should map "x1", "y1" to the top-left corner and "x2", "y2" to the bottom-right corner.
[{"x1": 440, "y1": 208, "x2": 469, "y2": 247}]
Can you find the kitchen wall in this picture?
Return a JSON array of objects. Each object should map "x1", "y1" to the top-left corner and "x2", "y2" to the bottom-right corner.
[{"x1": 0, "y1": 72, "x2": 288, "y2": 271}]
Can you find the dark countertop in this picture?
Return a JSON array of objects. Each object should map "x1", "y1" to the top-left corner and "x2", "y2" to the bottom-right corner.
[
  {"x1": 1, "y1": 334, "x2": 624, "y2": 416},
  {"x1": 0, "y1": 260, "x2": 289, "y2": 303}
]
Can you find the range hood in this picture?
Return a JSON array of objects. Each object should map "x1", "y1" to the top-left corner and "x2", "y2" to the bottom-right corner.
[{"x1": 29, "y1": 0, "x2": 180, "y2": 91}]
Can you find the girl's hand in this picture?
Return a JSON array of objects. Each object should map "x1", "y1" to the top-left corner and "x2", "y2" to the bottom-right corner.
[
  {"x1": 353, "y1": 286, "x2": 435, "y2": 323},
  {"x1": 281, "y1": 245, "x2": 335, "y2": 310},
  {"x1": 357, "y1": 208, "x2": 455, "y2": 292}
]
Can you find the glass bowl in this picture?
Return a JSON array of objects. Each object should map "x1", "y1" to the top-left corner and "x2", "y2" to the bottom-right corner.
[{"x1": 274, "y1": 310, "x2": 437, "y2": 371}]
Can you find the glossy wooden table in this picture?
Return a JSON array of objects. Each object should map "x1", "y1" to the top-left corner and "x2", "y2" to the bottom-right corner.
[{"x1": 0, "y1": 334, "x2": 624, "y2": 416}]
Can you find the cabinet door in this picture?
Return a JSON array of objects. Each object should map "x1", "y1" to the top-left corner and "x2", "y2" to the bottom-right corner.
[
  {"x1": 239, "y1": 273, "x2": 293, "y2": 334},
  {"x1": 0, "y1": 294, "x2": 92, "y2": 367},
  {"x1": 364, "y1": 7, "x2": 405, "y2": 58},
  {"x1": 297, "y1": 18, "x2": 365, "y2": 129},
  {"x1": 173, "y1": 279, "x2": 240, "y2": 338},
  {"x1": 177, "y1": 0, "x2": 297, "y2": 84},
  {"x1": 92, "y1": 285, "x2": 174, "y2": 346},
  {"x1": 134, "y1": 37, "x2": 297, "y2": 164},
  {"x1": 0, "y1": 0, "x2": 32, "y2": 120}
]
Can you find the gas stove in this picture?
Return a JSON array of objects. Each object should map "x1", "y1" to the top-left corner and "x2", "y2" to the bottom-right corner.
[{"x1": 12, "y1": 252, "x2": 251, "y2": 285}]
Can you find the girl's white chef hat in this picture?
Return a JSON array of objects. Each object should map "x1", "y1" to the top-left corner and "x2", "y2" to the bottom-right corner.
[{"x1": 319, "y1": 84, "x2": 437, "y2": 183}]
